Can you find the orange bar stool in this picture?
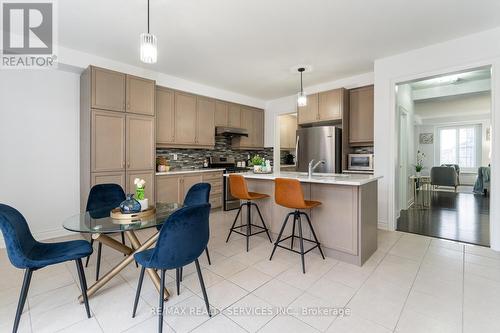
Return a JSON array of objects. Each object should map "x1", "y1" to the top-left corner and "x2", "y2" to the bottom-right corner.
[
  {"x1": 270, "y1": 178, "x2": 325, "y2": 273},
  {"x1": 226, "y1": 174, "x2": 272, "y2": 251}
]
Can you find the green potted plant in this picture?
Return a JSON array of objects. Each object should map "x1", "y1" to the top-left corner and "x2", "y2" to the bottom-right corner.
[
  {"x1": 251, "y1": 155, "x2": 265, "y2": 173},
  {"x1": 134, "y1": 178, "x2": 148, "y2": 211},
  {"x1": 414, "y1": 150, "x2": 425, "y2": 177}
]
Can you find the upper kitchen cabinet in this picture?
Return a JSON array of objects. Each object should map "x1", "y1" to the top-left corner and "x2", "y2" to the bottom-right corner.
[
  {"x1": 319, "y1": 89, "x2": 344, "y2": 121},
  {"x1": 253, "y1": 109, "x2": 264, "y2": 148},
  {"x1": 90, "y1": 66, "x2": 155, "y2": 115},
  {"x1": 280, "y1": 114, "x2": 298, "y2": 149},
  {"x1": 349, "y1": 85, "x2": 374, "y2": 145},
  {"x1": 232, "y1": 107, "x2": 264, "y2": 149},
  {"x1": 156, "y1": 87, "x2": 175, "y2": 145},
  {"x1": 297, "y1": 88, "x2": 345, "y2": 124},
  {"x1": 228, "y1": 103, "x2": 241, "y2": 127},
  {"x1": 215, "y1": 101, "x2": 241, "y2": 128},
  {"x1": 174, "y1": 91, "x2": 197, "y2": 145},
  {"x1": 126, "y1": 114, "x2": 155, "y2": 171},
  {"x1": 91, "y1": 66, "x2": 126, "y2": 112},
  {"x1": 214, "y1": 101, "x2": 228, "y2": 126},
  {"x1": 297, "y1": 93, "x2": 319, "y2": 124},
  {"x1": 126, "y1": 75, "x2": 155, "y2": 116},
  {"x1": 196, "y1": 97, "x2": 215, "y2": 146}
]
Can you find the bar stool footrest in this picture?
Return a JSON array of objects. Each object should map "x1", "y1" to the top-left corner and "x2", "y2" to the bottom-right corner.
[
  {"x1": 229, "y1": 223, "x2": 269, "y2": 238},
  {"x1": 274, "y1": 235, "x2": 321, "y2": 255},
  {"x1": 231, "y1": 223, "x2": 268, "y2": 230}
]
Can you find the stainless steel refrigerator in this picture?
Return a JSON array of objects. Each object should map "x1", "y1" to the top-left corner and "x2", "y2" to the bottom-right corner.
[{"x1": 295, "y1": 126, "x2": 342, "y2": 173}]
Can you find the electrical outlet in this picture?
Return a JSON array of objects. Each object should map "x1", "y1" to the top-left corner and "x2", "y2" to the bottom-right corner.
[{"x1": 173, "y1": 153, "x2": 178, "y2": 161}]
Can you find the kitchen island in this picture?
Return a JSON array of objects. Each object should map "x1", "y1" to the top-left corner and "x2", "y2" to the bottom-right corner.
[{"x1": 227, "y1": 172, "x2": 381, "y2": 266}]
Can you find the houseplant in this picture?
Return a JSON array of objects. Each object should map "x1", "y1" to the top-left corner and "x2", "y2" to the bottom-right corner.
[
  {"x1": 415, "y1": 150, "x2": 425, "y2": 177},
  {"x1": 134, "y1": 178, "x2": 148, "y2": 211},
  {"x1": 251, "y1": 155, "x2": 265, "y2": 173}
]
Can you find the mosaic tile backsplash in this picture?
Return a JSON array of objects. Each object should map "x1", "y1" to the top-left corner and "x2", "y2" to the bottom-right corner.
[{"x1": 156, "y1": 136, "x2": 273, "y2": 169}]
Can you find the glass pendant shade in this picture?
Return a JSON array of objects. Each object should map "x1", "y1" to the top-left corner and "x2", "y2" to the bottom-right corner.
[
  {"x1": 140, "y1": 33, "x2": 157, "y2": 64},
  {"x1": 297, "y1": 91, "x2": 307, "y2": 107}
]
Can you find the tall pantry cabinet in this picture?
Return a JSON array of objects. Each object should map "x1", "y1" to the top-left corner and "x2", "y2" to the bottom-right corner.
[{"x1": 80, "y1": 66, "x2": 156, "y2": 211}]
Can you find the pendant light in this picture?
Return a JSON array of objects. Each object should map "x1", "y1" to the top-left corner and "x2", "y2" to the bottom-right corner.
[
  {"x1": 140, "y1": 0, "x2": 157, "y2": 64},
  {"x1": 297, "y1": 67, "x2": 307, "y2": 107}
]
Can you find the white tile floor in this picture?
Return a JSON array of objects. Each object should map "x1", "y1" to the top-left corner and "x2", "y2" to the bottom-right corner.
[{"x1": 2, "y1": 209, "x2": 500, "y2": 332}]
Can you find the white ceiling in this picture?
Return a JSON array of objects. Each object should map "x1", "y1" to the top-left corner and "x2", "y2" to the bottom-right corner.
[{"x1": 59, "y1": 0, "x2": 500, "y2": 100}]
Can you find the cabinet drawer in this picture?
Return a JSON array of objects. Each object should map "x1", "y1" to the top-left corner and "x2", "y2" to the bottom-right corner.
[
  {"x1": 202, "y1": 172, "x2": 223, "y2": 180},
  {"x1": 211, "y1": 185, "x2": 222, "y2": 195},
  {"x1": 204, "y1": 178, "x2": 222, "y2": 188},
  {"x1": 209, "y1": 194, "x2": 222, "y2": 209}
]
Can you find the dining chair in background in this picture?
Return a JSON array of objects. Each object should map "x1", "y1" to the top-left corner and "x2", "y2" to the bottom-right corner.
[
  {"x1": 133, "y1": 203, "x2": 212, "y2": 333},
  {"x1": 85, "y1": 183, "x2": 128, "y2": 280},
  {"x1": 158, "y1": 182, "x2": 212, "y2": 294},
  {"x1": 0, "y1": 204, "x2": 93, "y2": 333}
]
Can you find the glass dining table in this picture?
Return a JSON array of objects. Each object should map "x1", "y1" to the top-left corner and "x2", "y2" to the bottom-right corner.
[{"x1": 63, "y1": 202, "x2": 181, "y2": 303}]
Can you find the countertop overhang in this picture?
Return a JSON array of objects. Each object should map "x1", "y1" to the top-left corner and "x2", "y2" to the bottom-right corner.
[{"x1": 224, "y1": 171, "x2": 382, "y2": 186}]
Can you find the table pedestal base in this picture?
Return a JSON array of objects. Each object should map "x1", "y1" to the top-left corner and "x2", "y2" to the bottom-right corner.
[{"x1": 78, "y1": 230, "x2": 169, "y2": 303}]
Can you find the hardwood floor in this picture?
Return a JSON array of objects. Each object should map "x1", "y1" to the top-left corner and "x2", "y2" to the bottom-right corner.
[{"x1": 397, "y1": 190, "x2": 490, "y2": 246}]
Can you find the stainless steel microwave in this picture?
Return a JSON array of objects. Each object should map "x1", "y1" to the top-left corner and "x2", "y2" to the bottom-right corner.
[{"x1": 348, "y1": 154, "x2": 374, "y2": 171}]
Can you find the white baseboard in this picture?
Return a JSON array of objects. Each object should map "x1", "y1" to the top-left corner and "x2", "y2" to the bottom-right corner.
[
  {"x1": 0, "y1": 228, "x2": 74, "y2": 249},
  {"x1": 378, "y1": 220, "x2": 389, "y2": 230}
]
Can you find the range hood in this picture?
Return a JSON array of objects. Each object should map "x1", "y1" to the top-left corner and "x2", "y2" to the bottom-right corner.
[{"x1": 215, "y1": 126, "x2": 248, "y2": 137}]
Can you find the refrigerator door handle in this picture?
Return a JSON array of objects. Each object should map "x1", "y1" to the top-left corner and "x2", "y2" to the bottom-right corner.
[{"x1": 295, "y1": 135, "x2": 300, "y2": 169}]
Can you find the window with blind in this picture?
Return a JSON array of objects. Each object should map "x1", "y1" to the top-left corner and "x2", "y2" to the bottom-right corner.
[{"x1": 437, "y1": 125, "x2": 481, "y2": 170}]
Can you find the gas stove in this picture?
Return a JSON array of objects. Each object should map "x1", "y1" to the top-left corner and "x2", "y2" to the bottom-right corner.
[{"x1": 208, "y1": 156, "x2": 249, "y2": 210}]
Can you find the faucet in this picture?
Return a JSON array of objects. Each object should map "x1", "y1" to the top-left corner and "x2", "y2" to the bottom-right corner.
[{"x1": 308, "y1": 159, "x2": 325, "y2": 178}]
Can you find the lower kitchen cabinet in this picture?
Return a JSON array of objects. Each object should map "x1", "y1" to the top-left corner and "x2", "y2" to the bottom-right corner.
[
  {"x1": 91, "y1": 171, "x2": 126, "y2": 190},
  {"x1": 156, "y1": 171, "x2": 223, "y2": 208},
  {"x1": 181, "y1": 174, "x2": 203, "y2": 199},
  {"x1": 156, "y1": 175, "x2": 182, "y2": 204},
  {"x1": 90, "y1": 170, "x2": 155, "y2": 203}
]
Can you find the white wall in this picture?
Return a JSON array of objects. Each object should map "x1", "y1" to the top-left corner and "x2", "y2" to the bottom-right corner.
[
  {"x1": 373, "y1": 27, "x2": 500, "y2": 250},
  {"x1": 0, "y1": 69, "x2": 80, "y2": 245},
  {"x1": 396, "y1": 84, "x2": 415, "y2": 210}
]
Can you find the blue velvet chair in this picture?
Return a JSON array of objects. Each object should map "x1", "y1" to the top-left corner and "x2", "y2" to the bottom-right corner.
[
  {"x1": 132, "y1": 203, "x2": 212, "y2": 332},
  {"x1": 158, "y1": 183, "x2": 212, "y2": 294},
  {"x1": 0, "y1": 204, "x2": 93, "y2": 333},
  {"x1": 84, "y1": 183, "x2": 127, "y2": 280}
]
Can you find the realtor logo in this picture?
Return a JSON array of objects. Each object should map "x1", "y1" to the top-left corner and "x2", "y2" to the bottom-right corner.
[{"x1": 1, "y1": 0, "x2": 57, "y2": 68}]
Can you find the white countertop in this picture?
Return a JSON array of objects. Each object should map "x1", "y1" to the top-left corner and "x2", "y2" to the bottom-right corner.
[
  {"x1": 156, "y1": 168, "x2": 225, "y2": 176},
  {"x1": 225, "y1": 171, "x2": 382, "y2": 186}
]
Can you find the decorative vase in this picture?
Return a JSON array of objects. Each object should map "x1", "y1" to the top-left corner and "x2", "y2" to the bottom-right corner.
[
  {"x1": 136, "y1": 187, "x2": 145, "y2": 200},
  {"x1": 253, "y1": 165, "x2": 262, "y2": 173},
  {"x1": 119, "y1": 194, "x2": 141, "y2": 214},
  {"x1": 416, "y1": 171, "x2": 421, "y2": 177},
  {"x1": 138, "y1": 198, "x2": 148, "y2": 211}
]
